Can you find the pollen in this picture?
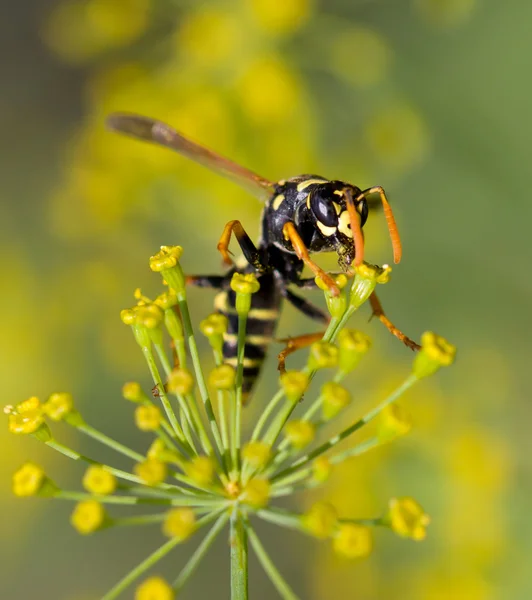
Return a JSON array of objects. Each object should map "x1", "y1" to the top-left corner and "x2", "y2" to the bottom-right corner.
[
  {"x1": 82, "y1": 465, "x2": 117, "y2": 495},
  {"x1": 71, "y1": 500, "x2": 106, "y2": 535},
  {"x1": 162, "y1": 507, "x2": 196, "y2": 540},
  {"x1": 135, "y1": 576, "x2": 174, "y2": 600},
  {"x1": 12, "y1": 462, "x2": 46, "y2": 497}
]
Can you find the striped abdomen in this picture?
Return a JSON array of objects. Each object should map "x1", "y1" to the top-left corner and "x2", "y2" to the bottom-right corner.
[{"x1": 214, "y1": 271, "x2": 282, "y2": 400}]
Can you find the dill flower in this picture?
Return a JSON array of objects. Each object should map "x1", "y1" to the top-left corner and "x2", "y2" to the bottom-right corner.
[{"x1": 6, "y1": 246, "x2": 453, "y2": 599}]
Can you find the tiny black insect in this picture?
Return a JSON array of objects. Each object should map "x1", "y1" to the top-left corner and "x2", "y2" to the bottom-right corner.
[{"x1": 107, "y1": 113, "x2": 418, "y2": 400}]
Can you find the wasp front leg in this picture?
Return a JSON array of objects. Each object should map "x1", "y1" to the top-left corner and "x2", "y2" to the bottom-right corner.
[
  {"x1": 217, "y1": 220, "x2": 266, "y2": 272},
  {"x1": 369, "y1": 292, "x2": 420, "y2": 350}
]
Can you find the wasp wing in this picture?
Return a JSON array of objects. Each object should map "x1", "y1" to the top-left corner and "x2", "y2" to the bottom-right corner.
[{"x1": 106, "y1": 113, "x2": 275, "y2": 202}]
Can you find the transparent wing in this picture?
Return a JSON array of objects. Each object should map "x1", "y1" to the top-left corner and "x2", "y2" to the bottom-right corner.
[{"x1": 106, "y1": 113, "x2": 275, "y2": 202}]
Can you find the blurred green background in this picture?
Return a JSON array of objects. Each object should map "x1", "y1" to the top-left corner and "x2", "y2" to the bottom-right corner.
[{"x1": 1, "y1": 0, "x2": 531, "y2": 598}]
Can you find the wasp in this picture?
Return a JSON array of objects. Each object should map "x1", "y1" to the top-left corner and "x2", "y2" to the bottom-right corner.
[{"x1": 107, "y1": 113, "x2": 419, "y2": 399}]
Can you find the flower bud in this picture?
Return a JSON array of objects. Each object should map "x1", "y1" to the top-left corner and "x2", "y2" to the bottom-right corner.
[
  {"x1": 337, "y1": 329, "x2": 371, "y2": 373},
  {"x1": 209, "y1": 364, "x2": 236, "y2": 390},
  {"x1": 387, "y1": 497, "x2": 430, "y2": 540},
  {"x1": 6, "y1": 398, "x2": 46, "y2": 436},
  {"x1": 302, "y1": 501, "x2": 338, "y2": 539},
  {"x1": 162, "y1": 507, "x2": 196, "y2": 540},
  {"x1": 312, "y1": 456, "x2": 332, "y2": 483},
  {"x1": 242, "y1": 441, "x2": 272, "y2": 469},
  {"x1": 316, "y1": 273, "x2": 349, "y2": 318},
  {"x1": 230, "y1": 273, "x2": 260, "y2": 314},
  {"x1": 378, "y1": 403, "x2": 411, "y2": 442},
  {"x1": 154, "y1": 291, "x2": 178, "y2": 310},
  {"x1": 280, "y1": 370, "x2": 309, "y2": 403},
  {"x1": 134, "y1": 458, "x2": 168, "y2": 486},
  {"x1": 200, "y1": 313, "x2": 228, "y2": 353},
  {"x1": 164, "y1": 307, "x2": 184, "y2": 341},
  {"x1": 12, "y1": 462, "x2": 57, "y2": 497},
  {"x1": 43, "y1": 392, "x2": 73, "y2": 421},
  {"x1": 82, "y1": 465, "x2": 117, "y2": 495},
  {"x1": 284, "y1": 420, "x2": 315, "y2": 449},
  {"x1": 349, "y1": 263, "x2": 391, "y2": 309},
  {"x1": 321, "y1": 382, "x2": 352, "y2": 421},
  {"x1": 308, "y1": 341, "x2": 338, "y2": 370},
  {"x1": 167, "y1": 368, "x2": 194, "y2": 395},
  {"x1": 147, "y1": 439, "x2": 181, "y2": 464},
  {"x1": 149, "y1": 246, "x2": 186, "y2": 294},
  {"x1": 136, "y1": 576, "x2": 174, "y2": 600},
  {"x1": 135, "y1": 405, "x2": 162, "y2": 431},
  {"x1": 184, "y1": 456, "x2": 215, "y2": 487},
  {"x1": 242, "y1": 477, "x2": 271, "y2": 509},
  {"x1": 71, "y1": 500, "x2": 107, "y2": 535},
  {"x1": 412, "y1": 331, "x2": 456, "y2": 379},
  {"x1": 333, "y1": 523, "x2": 373, "y2": 558},
  {"x1": 122, "y1": 382, "x2": 147, "y2": 403}
]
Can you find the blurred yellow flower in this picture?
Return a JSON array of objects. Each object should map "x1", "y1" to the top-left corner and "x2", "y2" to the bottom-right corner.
[
  {"x1": 162, "y1": 507, "x2": 196, "y2": 539},
  {"x1": 388, "y1": 497, "x2": 430, "y2": 541},
  {"x1": 248, "y1": 0, "x2": 312, "y2": 35},
  {"x1": 136, "y1": 576, "x2": 174, "y2": 600},
  {"x1": 82, "y1": 465, "x2": 117, "y2": 495},
  {"x1": 333, "y1": 523, "x2": 373, "y2": 559},
  {"x1": 71, "y1": 500, "x2": 107, "y2": 534},
  {"x1": 12, "y1": 462, "x2": 46, "y2": 497}
]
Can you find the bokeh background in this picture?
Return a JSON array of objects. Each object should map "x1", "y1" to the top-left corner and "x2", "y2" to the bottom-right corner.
[{"x1": 1, "y1": 0, "x2": 531, "y2": 598}]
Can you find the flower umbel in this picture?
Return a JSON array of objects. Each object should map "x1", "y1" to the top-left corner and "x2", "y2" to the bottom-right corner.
[{"x1": 6, "y1": 247, "x2": 453, "y2": 599}]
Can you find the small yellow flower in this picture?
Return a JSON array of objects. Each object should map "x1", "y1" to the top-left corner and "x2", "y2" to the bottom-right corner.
[
  {"x1": 43, "y1": 392, "x2": 74, "y2": 421},
  {"x1": 308, "y1": 341, "x2": 338, "y2": 370},
  {"x1": 337, "y1": 329, "x2": 372, "y2": 373},
  {"x1": 302, "y1": 502, "x2": 338, "y2": 539},
  {"x1": 413, "y1": 331, "x2": 456, "y2": 378},
  {"x1": 242, "y1": 441, "x2": 272, "y2": 469},
  {"x1": 333, "y1": 523, "x2": 373, "y2": 558},
  {"x1": 120, "y1": 308, "x2": 136, "y2": 325},
  {"x1": 82, "y1": 465, "x2": 117, "y2": 495},
  {"x1": 284, "y1": 420, "x2": 315, "y2": 449},
  {"x1": 280, "y1": 370, "x2": 309, "y2": 403},
  {"x1": 12, "y1": 462, "x2": 47, "y2": 497},
  {"x1": 7, "y1": 397, "x2": 45, "y2": 435},
  {"x1": 162, "y1": 507, "x2": 196, "y2": 539},
  {"x1": 135, "y1": 304, "x2": 164, "y2": 330},
  {"x1": 71, "y1": 500, "x2": 106, "y2": 535},
  {"x1": 321, "y1": 382, "x2": 352, "y2": 420},
  {"x1": 167, "y1": 368, "x2": 194, "y2": 395},
  {"x1": 135, "y1": 404, "x2": 162, "y2": 431},
  {"x1": 122, "y1": 382, "x2": 145, "y2": 402},
  {"x1": 388, "y1": 497, "x2": 430, "y2": 540},
  {"x1": 154, "y1": 291, "x2": 178, "y2": 310},
  {"x1": 134, "y1": 458, "x2": 168, "y2": 486},
  {"x1": 136, "y1": 575, "x2": 174, "y2": 600},
  {"x1": 149, "y1": 246, "x2": 183, "y2": 272},
  {"x1": 209, "y1": 364, "x2": 236, "y2": 390},
  {"x1": 378, "y1": 403, "x2": 412, "y2": 442},
  {"x1": 316, "y1": 274, "x2": 348, "y2": 318},
  {"x1": 200, "y1": 313, "x2": 228, "y2": 337},
  {"x1": 312, "y1": 456, "x2": 332, "y2": 483},
  {"x1": 349, "y1": 263, "x2": 391, "y2": 309},
  {"x1": 185, "y1": 456, "x2": 215, "y2": 487},
  {"x1": 242, "y1": 478, "x2": 271, "y2": 509},
  {"x1": 230, "y1": 273, "x2": 260, "y2": 295}
]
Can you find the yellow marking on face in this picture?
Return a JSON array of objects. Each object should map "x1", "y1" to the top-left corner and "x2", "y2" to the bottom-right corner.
[
  {"x1": 296, "y1": 178, "x2": 328, "y2": 192},
  {"x1": 225, "y1": 356, "x2": 263, "y2": 368},
  {"x1": 317, "y1": 221, "x2": 337, "y2": 237},
  {"x1": 333, "y1": 202, "x2": 342, "y2": 215},
  {"x1": 272, "y1": 194, "x2": 285, "y2": 210},
  {"x1": 338, "y1": 211, "x2": 353, "y2": 238},
  {"x1": 224, "y1": 333, "x2": 271, "y2": 346},
  {"x1": 278, "y1": 179, "x2": 286, "y2": 186}
]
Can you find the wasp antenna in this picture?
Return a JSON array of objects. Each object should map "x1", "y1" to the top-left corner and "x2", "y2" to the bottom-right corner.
[{"x1": 344, "y1": 188, "x2": 365, "y2": 267}]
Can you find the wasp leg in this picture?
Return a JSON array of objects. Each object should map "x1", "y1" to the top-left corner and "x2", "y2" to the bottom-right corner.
[
  {"x1": 283, "y1": 288, "x2": 329, "y2": 324},
  {"x1": 186, "y1": 275, "x2": 225, "y2": 288},
  {"x1": 282, "y1": 222, "x2": 340, "y2": 296},
  {"x1": 277, "y1": 332, "x2": 327, "y2": 374},
  {"x1": 217, "y1": 220, "x2": 265, "y2": 271},
  {"x1": 369, "y1": 291, "x2": 420, "y2": 350}
]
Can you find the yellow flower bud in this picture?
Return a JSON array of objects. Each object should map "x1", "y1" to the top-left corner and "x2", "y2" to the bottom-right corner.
[
  {"x1": 321, "y1": 382, "x2": 352, "y2": 421},
  {"x1": 71, "y1": 500, "x2": 107, "y2": 535},
  {"x1": 284, "y1": 420, "x2": 315, "y2": 449},
  {"x1": 316, "y1": 274, "x2": 349, "y2": 317},
  {"x1": 162, "y1": 507, "x2": 196, "y2": 539},
  {"x1": 7, "y1": 397, "x2": 45, "y2": 435},
  {"x1": 242, "y1": 478, "x2": 271, "y2": 509},
  {"x1": 378, "y1": 403, "x2": 411, "y2": 442},
  {"x1": 135, "y1": 405, "x2": 162, "y2": 431},
  {"x1": 308, "y1": 341, "x2": 338, "y2": 370},
  {"x1": 120, "y1": 307, "x2": 136, "y2": 325},
  {"x1": 154, "y1": 291, "x2": 178, "y2": 310},
  {"x1": 135, "y1": 304, "x2": 164, "y2": 330},
  {"x1": 184, "y1": 456, "x2": 215, "y2": 487},
  {"x1": 209, "y1": 364, "x2": 236, "y2": 390},
  {"x1": 163, "y1": 306, "x2": 183, "y2": 341},
  {"x1": 413, "y1": 331, "x2": 456, "y2": 379},
  {"x1": 136, "y1": 576, "x2": 175, "y2": 600},
  {"x1": 387, "y1": 497, "x2": 430, "y2": 540},
  {"x1": 302, "y1": 501, "x2": 338, "y2": 539},
  {"x1": 200, "y1": 313, "x2": 228, "y2": 337},
  {"x1": 43, "y1": 392, "x2": 74, "y2": 422},
  {"x1": 312, "y1": 456, "x2": 332, "y2": 483},
  {"x1": 242, "y1": 441, "x2": 272, "y2": 469},
  {"x1": 149, "y1": 246, "x2": 183, "y2": 272},
  {"x1": 134, "y1": 458, "x2": 168, "y2": 486},
  {"x1": 350, "y1": 263, "x2": 391, "y2": 309},
  {"x1": 122, "y1": 382, "x2": 145, "y2": 403},
  {"x1": 167, "y1": 368, "x2": 194, "y2": 395},
  {"x1": 146, "y1": 438, "x2": 181, "y2": 465},
  {"x1": 337, "y1": 329, "x2": 371, "y2": 373},
  {"x1": 280, "y1": 370, "x2": 309, "y2": 403},
  {"x1": 82, "y1": 465, "x2": 117, "y2": 495},
  {"x1": 230, "y1": 272, "x2": 260, "y2": 295},
  {"x1": 12, "y1": 462, "x2": 47, "y2": 497},
  {"x1": 333, "y1": 523, "x2": 373, "y2": 558}
]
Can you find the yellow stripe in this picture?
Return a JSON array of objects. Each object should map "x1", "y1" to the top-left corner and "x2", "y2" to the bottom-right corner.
[
  {"x1": 215, "y1": 291, "x2": 278, "y2": 320},
  {"x1": 296, "y1": 178, "x2": 328, "y2": 192},
  {"x1": 272, "y1": 194, "x2": 285, "y2": 210},
  {"x1": 214, "y1": 291, "x2": 229, "y2": 313},
  {"x1": 224, "y1": 333, "x2": 271, "y2": 346},
  {"x1": 225, "y1": 357, "x2": 263, "y2": 368}
]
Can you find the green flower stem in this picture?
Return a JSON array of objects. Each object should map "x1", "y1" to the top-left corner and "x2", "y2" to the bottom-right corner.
[
  {"x1": 217, "y1": 390, "x2": 231, "y2": 474},
  {"x1": 102, "y1": 510, "x2": 223, "y2": 600},
  {"x1": 246, "y1": 524, "x2": 300, "y2": 600},
  {"x1": 141, "y1": 345, "x2": 189, "y2": 446},
  {"x1": 330, "y1": 436, "x2": 382, "y2": 465},
  {"x1": 56, "y1": 490, "x2": 228, "y2": 508},
  {"x1": 257, "y1": 507, "x2": 301, "y2": 531},
  {"x1": 250, "y1": 389, "x2": 285, "y2": 442},
  {"x1": 178, "y1": 295, "x2": 225, "y2": 461},
  {"x1": 153, "y1": 341, "x2": 174, "y2": 376},
  {"x1": 111, "y1": 513, "x2": 167, "y2": 527},
  {"x1": 173, "y1": 511, "x2": 230, "y2": 592},
  {"x1": 232, "y1": 313, "x2": 248, "y2": 476},
  {"x1": 230, "y1": 508, "x2": 248, "y2": 600},
  {"x1": 77, "y1": 423, "x2": 144, "y2": 462},
  {"x1": 271, "y1": 374, "x2": 419, "y2": 482}
]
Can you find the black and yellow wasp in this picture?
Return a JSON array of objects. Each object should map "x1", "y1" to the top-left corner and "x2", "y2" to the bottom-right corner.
[{"x1": 107, "y1": 113, "x2": 418, "y2": 398}]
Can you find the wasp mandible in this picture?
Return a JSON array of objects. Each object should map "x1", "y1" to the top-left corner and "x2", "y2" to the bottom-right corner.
[{"x1": 107, "y1": 113, "x2": 419, "y2": 399}]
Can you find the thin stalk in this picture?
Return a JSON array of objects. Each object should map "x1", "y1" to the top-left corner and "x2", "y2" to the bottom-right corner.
[
  {"x1": 77, "y1": 423, "x2": 144, "y2": 462},
  {"x1": 247, "y1": 524, "x2": 300, "y2": 600},
  {"x1": 233, "y1": 313, "x2": 248, "y2": 476},
  {"x1": 230, "y1": 508, "x2": 248, "y2": 600},
  {"x1": 55, "y1": 490, "x2": 229, "y2": 508}
]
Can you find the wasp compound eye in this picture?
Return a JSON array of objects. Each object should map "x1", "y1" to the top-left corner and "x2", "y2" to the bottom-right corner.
[{"x1": 310, "y1": 193, "x2": 338, "y2": 227}]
